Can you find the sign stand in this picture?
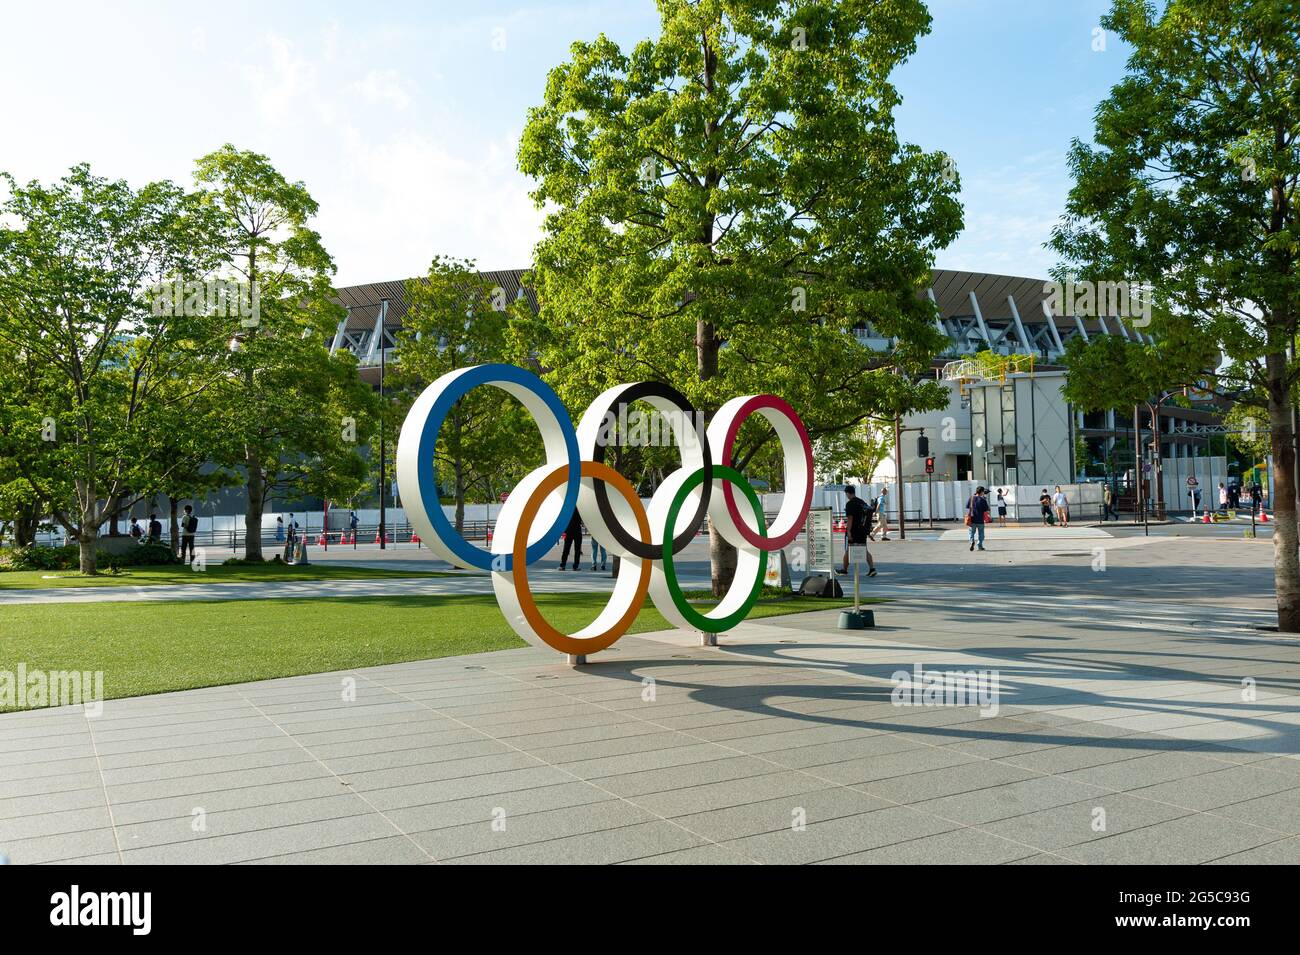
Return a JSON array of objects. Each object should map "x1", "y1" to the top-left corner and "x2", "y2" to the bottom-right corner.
[{"x1": 838, "y1": 544, "x2": 875, "y2": 630}]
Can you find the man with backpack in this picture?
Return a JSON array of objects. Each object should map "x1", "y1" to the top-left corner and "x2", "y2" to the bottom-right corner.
[
  {"x1": 179, "y1": 504, "x2": 199, "y2": 561},
  {"x1": 839, "y1": 485, "x2": 877, "y2": 577},
  {"x1": 147, "y1": 512, "x2": 163, "y2": 544}
]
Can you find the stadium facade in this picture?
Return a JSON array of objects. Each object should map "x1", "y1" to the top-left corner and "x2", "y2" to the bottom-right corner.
[{"x1": 332, "y1": 268, "x2": 1228, "y2": 502}]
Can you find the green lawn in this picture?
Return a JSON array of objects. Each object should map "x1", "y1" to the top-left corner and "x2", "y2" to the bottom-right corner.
[
  {"x1": 0, "y1": 562, "x2": 456, "y2": 590},
  {"x1": 0, "y1": 591, "x2": 872, "y2": 709}
]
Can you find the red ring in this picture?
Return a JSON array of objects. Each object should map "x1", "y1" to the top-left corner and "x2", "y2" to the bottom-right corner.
[{"x1": 718, "y1": 395, "x2": 813, "y2": 550}]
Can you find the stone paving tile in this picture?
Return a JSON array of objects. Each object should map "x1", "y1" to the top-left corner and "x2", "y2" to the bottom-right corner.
[
  {"x1": 862, "y1": 759, "x2": 1037, "y2": 805},
  {"x1": 817, "y1": 826, "x2": 1041, "y2": 864},
  {"x1": 0, "y1": 788, "x2": 107, "y2": 821},
  {"x1": 120, "y1": 813, "x2": 404, "y2": 864},
  {"x1": 759, "y1": 732, "x2": 934, "y2": 770},
  {"x1": 0, "y1": 805, "x2": 112, "y2": 842},
  {"x1": 595, "y1": 755, "x2": 782, "y2": 798},
  {"x1": 240, "y1": 835, "x2": 431, "y2": 865},
  {"x1": 669, "y1": 786, "x2": 892, "y2": 843},
  {"x1": 108, "y1": 777, "x2": 353, "y2": 826},
  {"x1": 1005, "y1": 853, "x2": 1081, "y2": 864},
  {"x1": 445, "y1": 819, "x2": 706, "y2": 865},
  {"x1": 561, "y1": 742, "x2": 737, "y2": 780},
  {"x1": 617, "y1": 843, "x2": 757, "y2": 864},
  {"x1": 362, "y1": 765, "x2": 577, "y2": 810},
  {"x1": 626, "y1": 770, "x2": 829, "y2": 820},
  {"x1": 114, "y1": 793, "x2": 373, "y2": 851},
  {"x1": 382, "y1": 781, "x2": 615, "y2": 833},
  {"x1": 340, "y1": 752, "x2": 543, "y2": 792},
  {"x1": 911, "y1": 775, "x2": 1109, "y2": 826},
  {"x1": 2, "y1": 826, "x2": 120, "y2": 864},
  {"x1": 411, "y1": 799, "x2": 656, "y2": 859},
  {"x1": 721, "y1": 806, "x2": 959, "y2": 864},
  {"x1": 105, "y1": 761, "x2": 333, "y2": 804},
  {"x1": 1057, "y1": 750, "x2": 1233, "y2": 792},
  {"x1": 1213, "y1": 790, "x2": 1300, "y2": 834},
  {"x1": 1206, "y1": 836, "x2": 1300, "y2": 864},
  {"x1": 0, "y1": 769, "x2": 104, "y2": 800},
  {"x1": 1061, "y1": 813, "x2": 1285, "y2": 865},
  {"x1": 1123, "y1": 764, "x2": 1300, "y2": 812}
]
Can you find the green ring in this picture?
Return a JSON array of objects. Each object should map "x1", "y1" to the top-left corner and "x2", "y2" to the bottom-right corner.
[{"x1": 661, "y1": 465, "x2": 767, "y2": 633}]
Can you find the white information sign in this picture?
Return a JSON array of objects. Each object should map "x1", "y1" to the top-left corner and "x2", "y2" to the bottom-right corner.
[{"x1": 805, "y1": 507, "x2": 834, "y2": 572}]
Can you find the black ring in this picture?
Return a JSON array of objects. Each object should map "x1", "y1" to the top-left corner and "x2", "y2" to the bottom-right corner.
[{"x1": 588, "y1": 382, "x2": 711, "y2": 558}]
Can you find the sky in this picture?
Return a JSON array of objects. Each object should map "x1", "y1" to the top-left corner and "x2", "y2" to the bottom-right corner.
[{"x1": 0, "y1": 0, "x2": 1130, "y2": 287}]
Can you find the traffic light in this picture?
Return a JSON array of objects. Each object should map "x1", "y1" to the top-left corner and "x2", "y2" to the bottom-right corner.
[
  {"x1": 925, "y1": 456, "x2": 935, "y2": 475},
  {"x1": 917, "y1": 433, "x2": 929, "y2": 457}
]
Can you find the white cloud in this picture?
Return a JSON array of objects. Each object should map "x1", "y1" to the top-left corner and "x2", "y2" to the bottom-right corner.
[{"x1": 353, "y1": 70, "x2": 413, "y2": 112}]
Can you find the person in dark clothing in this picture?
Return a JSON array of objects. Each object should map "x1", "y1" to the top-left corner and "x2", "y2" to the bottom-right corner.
[
  {"x1": 839, "y1": 485, "x2": 877, "y2": 577},
  {"x1": 1038, "y1": 488, "x2": 1052, "y2": 525},
  {"x1": 179, "y1": 504, "x2": 198, "y2": 561},
  {"x1": 559, "y1": 508, "x2": 583, "y2": 570},
  {"x1": 147, "y1": 513, "x2": 163, "y2": 544},
  {"x1": 967, "y1": 486, "x2": 991, "y2": 551}
]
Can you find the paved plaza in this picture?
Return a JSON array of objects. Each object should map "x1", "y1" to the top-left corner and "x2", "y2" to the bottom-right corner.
[{"x1": 3, "y1": 529, "x2": 1299, "y2": 864}]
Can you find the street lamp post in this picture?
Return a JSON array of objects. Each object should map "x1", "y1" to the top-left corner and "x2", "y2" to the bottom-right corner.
[{"x1": 378, "y1": 298, "x2": 388, "y2": 550}]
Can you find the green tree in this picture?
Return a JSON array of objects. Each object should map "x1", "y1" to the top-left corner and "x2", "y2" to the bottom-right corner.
[
  {"x1": 1048, "y1": 0, "x2": 1299, "y2": 627},
  {"x1": 394, "y1": 257, "x2": 541, "y2": 533},
  {"x1": 0, "y1": 166, "x2": 226, "y2": 573},
  {"x1": 517, "y1": 0, "x2": 961, "y2": 591},
  {"x1": 194, "y1": 145, "x2": 374, "y2": 559}
]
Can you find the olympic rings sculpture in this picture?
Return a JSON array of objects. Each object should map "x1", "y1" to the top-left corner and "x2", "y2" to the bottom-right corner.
[{"x1": 396, "y1": 364, "x2": 814, "y2": 657}]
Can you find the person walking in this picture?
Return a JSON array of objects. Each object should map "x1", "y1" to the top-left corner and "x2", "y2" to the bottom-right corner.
[
  {"x1": 589, "y1": 537, "x2": 608, "y2": 572},
  {"x1": 1218, "y1": 482, "x2": 1228, "y2": 513},
  {"x1": 1038, "y1": 489, "x2": 1053, "y2": 526},
  {"x1": 995, "y1": 488, "x2": 1008, "y2": 526},
  {"x1": 870, "y1": 485, "x2": 891, "y2": 541},
  {"x1": 349, "y1": 510, "x2": 359, "y2": 542},
  {"x1": 559, "y1": 508, "x2": 583, "y2": 570},
  {"x1": 966, "y1": 486, "x2": 990, "y2": 551},
  {"x1": 275, "y1": 515, "x2": 285, "y2": 542},
  {"x1": 1052, "y1": 485, "x2": 1070, "y2": 527},
  {"x1": 179, "y1": 504, "x2": 198, "y2": 562},
  {"x1": 839, "y1": 485, "x2": 877, "y2": 577},
  {"x1": 1102, "y1": 483, "x2": 1118, "y2": 522},
  {"x1": 1249, "y1": 481, "x2": 1263, "y2": 515}
]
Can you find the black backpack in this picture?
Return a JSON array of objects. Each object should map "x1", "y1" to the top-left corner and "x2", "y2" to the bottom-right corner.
[{"x1": 185, "y1": 515, "x2": 199, "y2": 533}]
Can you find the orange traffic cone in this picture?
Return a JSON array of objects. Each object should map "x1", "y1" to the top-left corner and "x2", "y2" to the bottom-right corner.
[
  {"x1": 318, "y1": 532, "x2": 327, "y2": 545},
  {"x1": 1202, "y1": 510, "x2": 1211, "y2": 524},
  {"x1": 411, "y1": 532, "x2": 420, "y2": 544},
  {"x1": 1261, "y1": 510, "x2": 1269, "y2": 522}
]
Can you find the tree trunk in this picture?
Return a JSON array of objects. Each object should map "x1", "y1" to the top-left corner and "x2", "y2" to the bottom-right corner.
[
  {"x1": 708, "y1": 515, "x2": 737, "y2": 597},
  {"x1": 77, "y1": 528, "x2": 98, "y2": 575},
  {"x1": 1267, "y1": 354, "x2": 1300, "y2": 631},
  {"x1": 698, "y1": 318, "x2": 737, "y2": 594},
  {"x1": 245, "y1": 449, "x2": 265, "y2": 560},
  {"x1": 454, "y1": 458, "x2": 466, "y2": 535}
]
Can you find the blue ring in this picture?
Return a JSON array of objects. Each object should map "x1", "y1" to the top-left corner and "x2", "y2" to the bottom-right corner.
[{"x1": 415, "y1": 364, "x2": 579, "y2": 571}]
